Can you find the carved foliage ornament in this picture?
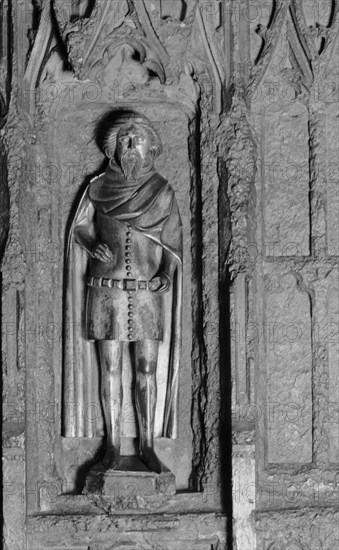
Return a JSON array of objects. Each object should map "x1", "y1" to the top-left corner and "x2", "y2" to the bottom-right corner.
[
  {"x1": 23, "y1": 1, "x2": 235, "y2": 116},
  {"x1": 52, "y1": 0, "x2": 169, "y2": 83}
]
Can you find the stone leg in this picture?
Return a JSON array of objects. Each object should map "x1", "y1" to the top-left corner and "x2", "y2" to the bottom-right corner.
[
  {"x1": 98, "y1": 340, "x2": 123, "y2": 469},
  {"x1": 133, "y1": 340, "x2": 166, "y2": 473}
]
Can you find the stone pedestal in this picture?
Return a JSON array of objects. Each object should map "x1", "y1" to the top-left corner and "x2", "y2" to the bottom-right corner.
[{"x1": 84, "y1": 456, "x2": 176, "y2": 509}]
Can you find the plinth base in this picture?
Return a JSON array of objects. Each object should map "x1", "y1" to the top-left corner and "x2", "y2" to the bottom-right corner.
[{"x1": 83, "y1": 456, "x2": 176, "y2": 509}]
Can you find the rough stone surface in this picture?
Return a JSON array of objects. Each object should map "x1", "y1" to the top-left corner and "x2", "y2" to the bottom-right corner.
[
  {"x1": 325, "y1": 102, "x2": 339, "y2": 256},
  {"x1": 256, "y1": 507, "x2": 339, "y2": 550},
  {"x1": 0, "y1": 142, "x2": 9, "y2": 260},
  {"x1": 263, "y1": 103, "x2": 310, "y2": 257},
  {"x1": 27, "y1": 512, "x2": 227, "y2": 550},
  {"x1": 232, "y1": 0, "x2": 339, "y2": 548},
  {"x1": 265, "y1": 272, "x2": 313, "y2": 464}
]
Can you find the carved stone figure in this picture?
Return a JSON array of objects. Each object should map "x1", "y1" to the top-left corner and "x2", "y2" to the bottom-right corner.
[{"x1": 63, "y1": 111, "x2": 182, "y2": 474}]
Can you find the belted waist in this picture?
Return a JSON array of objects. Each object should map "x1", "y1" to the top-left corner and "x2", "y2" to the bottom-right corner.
[{"x1": 87, "y1": 276, "x2": 157, "y2": 291}]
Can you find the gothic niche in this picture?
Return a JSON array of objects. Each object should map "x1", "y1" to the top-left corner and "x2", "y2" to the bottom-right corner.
[
  {"x1": 20, "y1": 1, "x2": 220, "y2": 515},
  {"x1": 51, "y1": 99, "x2": 198, "y2": 505},
  {"x1": 3, "y1": 1, "x2": 231, "y2": 548}
]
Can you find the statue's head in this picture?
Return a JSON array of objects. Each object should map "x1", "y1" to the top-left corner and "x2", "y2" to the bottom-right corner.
[{"x1": 103, "y1": 112, "x2": 162, "y2": 180}]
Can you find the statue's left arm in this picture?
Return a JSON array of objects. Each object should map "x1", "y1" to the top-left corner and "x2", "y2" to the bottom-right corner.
[
  {"x1": 152, "y1": 249, "x2": 178, "y2": 292},
  {"x1": 150, "y1": 188, "x2": 182, "y2": 292}
]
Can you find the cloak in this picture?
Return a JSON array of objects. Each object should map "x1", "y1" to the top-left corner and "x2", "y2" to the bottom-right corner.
[{"x1": 62, "y1": 165, "x2": 183, "y2": 440}]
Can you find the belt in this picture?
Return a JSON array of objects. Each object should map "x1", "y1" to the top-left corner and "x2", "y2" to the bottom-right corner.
[{"x1": 87, "y1": 276, "x2": 157, "y2": 291}]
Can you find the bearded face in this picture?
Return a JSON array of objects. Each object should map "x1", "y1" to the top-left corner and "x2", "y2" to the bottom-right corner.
[
  {"x1": 116, "y1": 124, "x2": 152, "y2": 180},
  {"x1": 120, "y1": 149, "x2": 143, "y2": 180}
]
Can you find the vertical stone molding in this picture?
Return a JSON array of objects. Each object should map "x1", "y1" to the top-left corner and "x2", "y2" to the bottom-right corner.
[
  {"x1": 233, "y1": 274, "x2": 249, "y2": 405},
  {"x1": 325, "y1": 103, "x2": 339, "y2": 256},
  {"x1": 232, "y1": 445, "x2": 256, "y2": 550},
  {"x1": 326, "y1": 278, "x2": 339, "y2": 465}
]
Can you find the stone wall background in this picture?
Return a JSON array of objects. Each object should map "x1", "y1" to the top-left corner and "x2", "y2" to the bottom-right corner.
[{"x1": 1, "y1": 1, "x2": 338, "y2": 549}]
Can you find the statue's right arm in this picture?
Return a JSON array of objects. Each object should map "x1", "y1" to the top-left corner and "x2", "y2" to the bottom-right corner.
[
  {"x1": 73, "y1": 191, "x2": 114, "y2": 262},
  {"x1": 73, "y1": 192, "x2": 97, "y2": 256}
]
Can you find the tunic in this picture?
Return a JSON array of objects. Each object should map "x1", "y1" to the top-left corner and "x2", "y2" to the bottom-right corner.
[
  {"x1": 85, "y1": 215, "x2": 164, "y2": 341},
  {"x1": 74, "y1": 165, "x2": 182, "y2": 342}
]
